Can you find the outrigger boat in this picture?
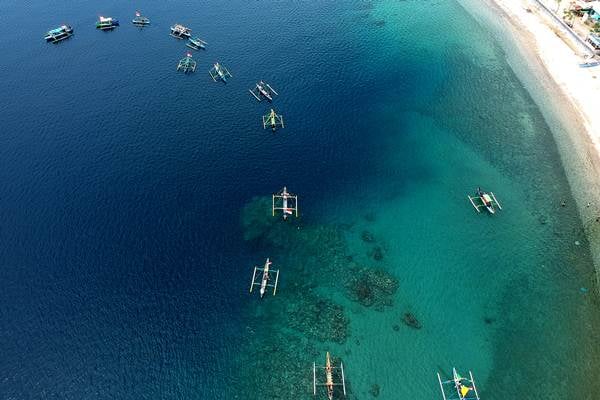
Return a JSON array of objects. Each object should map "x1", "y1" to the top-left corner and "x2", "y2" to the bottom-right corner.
[
  {"x1": 249, "y1": 258, "x2": 280, "y2": 298},
  {"x1": 579, "y1": 55, "x2": 600, "y2": 68},
  {"x1": 177, "y1": 52, "x2": 196, "y2": 73},
  {"x1": 170, "y1": 24, "x2": 191, "y2": 39},
  {"x1": 44, "y1": 25, "x2": 73, "y2": 43},
  {"x1": 437, "y1": 368, "x2": 480, "y2": 400},
  {"x1": 272, "y1": 187, "x2": 298, "y2": 219},
  {"x1": 468, "y1": 187, "x2": 501, "y2": 214},
  {"x1": 96, "y1": 16, "x2": 119, "y2": 30},
  {"x1": 313, "y1": 352, "x2": 346, "y2": 400},
  {"x1": 249, "y1": 81, "x2": 278, "y2": 102},
  {"x1": 132, "y1": 11, "x2": 150, "y2": 26},
  {"x1": 209, "y1": 62, "x2": 232, "y2": 82},
  {"x1": 186, "y1": 37, "x2": 207, "y2": 50},
  {"x1": 262, "y1": 109, "x2": 284, "y2": 131}
]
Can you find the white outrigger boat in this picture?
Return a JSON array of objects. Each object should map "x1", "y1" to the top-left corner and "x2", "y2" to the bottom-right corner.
[
  {"x1": 209, "y1": 62, "x2": 232, "y2": 82},
  {"x1": 249, "y1": 258, "x2": 279, "y2": 298},
  {"x1": 262, "y1": 108, "x2": 284, "y2": 131},
  {"x1": 313, "y1": 352, "x2": 346, "y2": 400},
  {"x1": 249, "y1": 81, "x2": 278, "y2": 102},
  {"x1": 437, "y1": 368, "x2": 480, "y2": 400},
  {"x1": 272, "y1": 187, "x2": 298, "y2": 219},
  {"x1": 468, "y1": 187, "x2": 501, "y2": 214}
]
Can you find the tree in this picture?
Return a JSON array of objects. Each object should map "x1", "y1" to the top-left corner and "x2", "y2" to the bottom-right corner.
[{"x1": 556, "y1": 0, "x2": 562, "y2": 13}]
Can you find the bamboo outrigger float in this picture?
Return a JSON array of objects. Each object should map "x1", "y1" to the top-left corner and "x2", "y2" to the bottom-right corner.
[
  {"x1": 262, "y1": 109, "x2": 284, "y2": 131},
  {"x1": 468, "y1": 187, "x2": 501, "y2": 214},
  {"x1": 272, "y1": 187, "x2": 298, "y2": 219},
  {"x1": 177, "y1": 52, "x2": 196, "y2": 73},
  {"x1": 437, "y1": 368, "x2": 480, "y2": 400},
  {"x1": 44, "y1": 25, "x2": 73, "y2": 43},
  {"x1": 132, "y1": 11, "x2": 150, "y2": 26},
  {"x1": 170, "y1": 24, "x2": 191, "y2": 39},
  {"x1": 313, "y1": 352, "x2": 346, "y2": 400},
  {"x1": 186, "y1": 37, "x2": 207, "y2": 50},
  {"x1": 249, "y1": 81, "x2": 278, "y2": 102},
  {"x1": 209, "y1": 62, "x2": 232, "y2": 82},
  {"x1": 96, "y1": 16, "x2": 119, "y2": 30},
  {"x1": 249, "y1": 258, "x2": 279, "y2": 298}
]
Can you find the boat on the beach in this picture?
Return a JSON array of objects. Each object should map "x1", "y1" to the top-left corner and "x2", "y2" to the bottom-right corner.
[
  {"x1": 437, "y1": 368, "x2": 480, "y2": 400},
  {"x1": 44, "y1": 25, "x2": 73, "y2": 43},
  {"x1": 313, "y1": 352, "x2": 346, "y2": 400},
  {"x1": 579, "y1": 55, "x2": 600, "y2": 68},
  {"x1": 96, "y1": 16, "x2": 119, "y2": 30},
  {"x1": 132, "y1": 11, "x2": 150, "y2": 27},
  {"x1": 249, "y1": 81, "x2": 278, "y2": 102},
  {"x1": 468, "y1": 187, "x2": 501, "y2": 214},
  {"x1": 249, "y1": 258, "x2": 279, "y2": 298},
  {"x1": 170, "y1": 24, "x2": 191, "y2": 39}
]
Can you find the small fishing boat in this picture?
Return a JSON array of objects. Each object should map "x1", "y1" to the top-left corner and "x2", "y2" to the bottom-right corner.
[
  {"x1": 579, "y1": 55, "x2": 600, "y2": 68},
  {"x1": 262, "y1": 109, "x2": 284, "y2": 131},
  {"x1": 468, "y1": 187, "x2": 501, "y2": 214},
  {"x1": 437, "y1": 368, "x2": 480, "y2": 400},
  {"x1": 170, "y1": 24, "x2": 191, "y2": 39},
  {"x1": 96, "y1": 16, "x2": 119, "y2": 30},
  {"x1": 177, "y1": 52, "x2": 196, "y2": 73},
  {"x1": 249, "y1": 81, "x2": 278, "y2": 102},
  {"x1": 186, "y1": 36, "x2": 207, "y2": 50},
  {"x1": 272, "y1": 187, "x2": 298, "y2": 219},
  {"x1": 44, "y1": 25, "x2": 73, "y2": 43},
  {"x1": 313, "y1": 352, "x2": 346, "y2": 400},
  {"x1": 132, "y1": 11, "x2": 150, "y2": 26},
  {"x1": 209, "y1": 62, "x2": 232, "y2": 83},
  {"x1": 249, "y1": 258, "x2": 280, "y2": 298}
]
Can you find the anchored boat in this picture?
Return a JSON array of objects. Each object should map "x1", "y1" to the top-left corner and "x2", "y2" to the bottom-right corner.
[
  {"x1": 44, "y1": 25, "x2": 73, "y2": 43},
  {"x1": 249, "y1": 81, "x2": 278, "y2": 102},
  {"x1": 186, "y1": 36, "x2": 207, "y2": 50},
  {"x1": 313, "y1": 352, "x2": 346, "y2": 400},
  {"x1": 209, "y1": 62, "x2": 232, "y2": 82},
  {"x1": 96, "y1": 16, "x2": 119, "y2": 30},
  {"x1": 177, "y1": 52, "x2": 196, "y2": 73},
  {"x1": 468, "y1": 187, "x2": 501, "y2": 214},
  {"x1": 262, "y1": 109, "x2": 284, "y2": 131},
  {"x1": 272, "y1": 187, "x2": 298, "y2": 219},
  {"x1": 170, "y1": 24, "x2": 191, "y2": 39},
  {"x1": 437, "y1": 368, "x2": 480, "y2": 400},
  {"x1": 249, "y1": 258, "x2": 280, "y2": 298},
  {"x1": 132, "y1": 11, "x2": 150, "y2": 26}
]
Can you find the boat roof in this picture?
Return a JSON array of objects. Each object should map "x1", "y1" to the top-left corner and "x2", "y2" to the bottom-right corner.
[
  {"x1": 99, "y1": 16, "x2": 113, "y2": 22},
  {"x1": 48, "y1": 26, "x2": 66, "y2": 34}
]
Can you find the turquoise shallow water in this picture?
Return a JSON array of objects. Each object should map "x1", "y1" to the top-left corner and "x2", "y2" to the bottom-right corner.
[{"x1": 1, "y1": 0, "x2": 599, "y2": 399}]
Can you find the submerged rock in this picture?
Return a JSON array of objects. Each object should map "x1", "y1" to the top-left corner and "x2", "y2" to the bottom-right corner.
[
  {"x1": 345, "y1": 267, "x2": 398, "y2": 309},
  {"x1": 369, "y1": 383, "x2": 381, "y2": 397},
  {"x1": 370, "y1": 246, "x2": 384, "y2": 261},
  {"x1": 361, "y1": 230, "x2": 375, "y2": 243},
  {"x1": 402, "y1": 312, "x2": 422, "y2": 329}
]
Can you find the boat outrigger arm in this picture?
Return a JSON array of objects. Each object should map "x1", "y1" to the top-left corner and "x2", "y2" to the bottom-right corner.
[
  {"x1": 272, "y1": 187, "x2": 298, "y2": 219},
  {"x1": 313, "y1": 352, "x2": 346, "y2": 400},
  {"x1": 437, "y1": 368, "x2": 480, "y2": 400},
  {"x1": 468, "y1": 187, "x2": 502, "y2": 214},
  {"x1": 249, "y1": 81, "x2": 278, "y2": 102},
  {"x1": 249, "y1": 258, "x2": 280, "y2": 298}
]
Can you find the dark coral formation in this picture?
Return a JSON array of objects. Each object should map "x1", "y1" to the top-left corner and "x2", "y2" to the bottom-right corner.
[
  {"x1": 402, "y1": 312, "x2": 422, "y2": 329},
  {"x1": 286, "y1": 296, "x2": 350, "y2": 344},
  {"x1": 345, "y1": 266, "x2": 398, "y2": 309},
  {"x1": 361, "y1": 230, "x2": 375, "y2": 243},
  {"x1": 369, "y1": 383, "x2": 381, "y2": 397}
]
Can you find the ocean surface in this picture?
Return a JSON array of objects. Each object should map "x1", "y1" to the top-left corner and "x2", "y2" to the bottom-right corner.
[{"x1": 1, "y1": 0, "x2": 599, "y2": 399}]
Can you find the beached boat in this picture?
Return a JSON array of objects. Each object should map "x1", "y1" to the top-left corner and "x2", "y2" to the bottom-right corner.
[
  {"x1": 96, "y1": 16, "x2": 119, "y2": 30},
  {"x1": 132, "y1": 11, "x2": 150, "y2": 26},
  {"x1": 186, "y1": 37, "x2": 207, "y2": 50},
  {"x1": 170, "y1": 24, "x2": 191, "y2": 39},
  {"x1": 44, "y1": 25, "x2": 73, "y2": 43},
  {"x1": 579, "y1": 56, "x2": 600, "y2": 68}
]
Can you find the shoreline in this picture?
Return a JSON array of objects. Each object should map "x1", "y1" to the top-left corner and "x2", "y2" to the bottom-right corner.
[{"x1": 461, "y1": 0, "x2": 600, "y2": 287}]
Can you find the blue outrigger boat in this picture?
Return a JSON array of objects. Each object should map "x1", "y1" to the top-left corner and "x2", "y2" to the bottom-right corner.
[
  {"x1": 44, "y1": 25, "x2": 73, "y2": 43},
  {"x1": 132, "y1": 11, "x2": 150, "y2": 27}
]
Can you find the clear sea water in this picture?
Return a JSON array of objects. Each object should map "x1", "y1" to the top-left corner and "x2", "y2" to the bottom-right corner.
[{"x1": 0, "y1": 0, "x2": 599, "y2": 399}]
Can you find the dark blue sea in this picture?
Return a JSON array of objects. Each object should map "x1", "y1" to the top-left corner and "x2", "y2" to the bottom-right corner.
[{"x1": 1, "y1": 0, "x2": 599, "y2": 399}]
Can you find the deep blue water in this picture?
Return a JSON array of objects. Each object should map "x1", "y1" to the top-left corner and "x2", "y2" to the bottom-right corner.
[{"x1": 1, "y1": 1, "x2": 599, "y2": 399}]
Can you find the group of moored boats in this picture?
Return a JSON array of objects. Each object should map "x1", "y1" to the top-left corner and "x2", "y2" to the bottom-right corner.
[{"x1": 44, "y1": 11, "x2": 147, "y2": 42}]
